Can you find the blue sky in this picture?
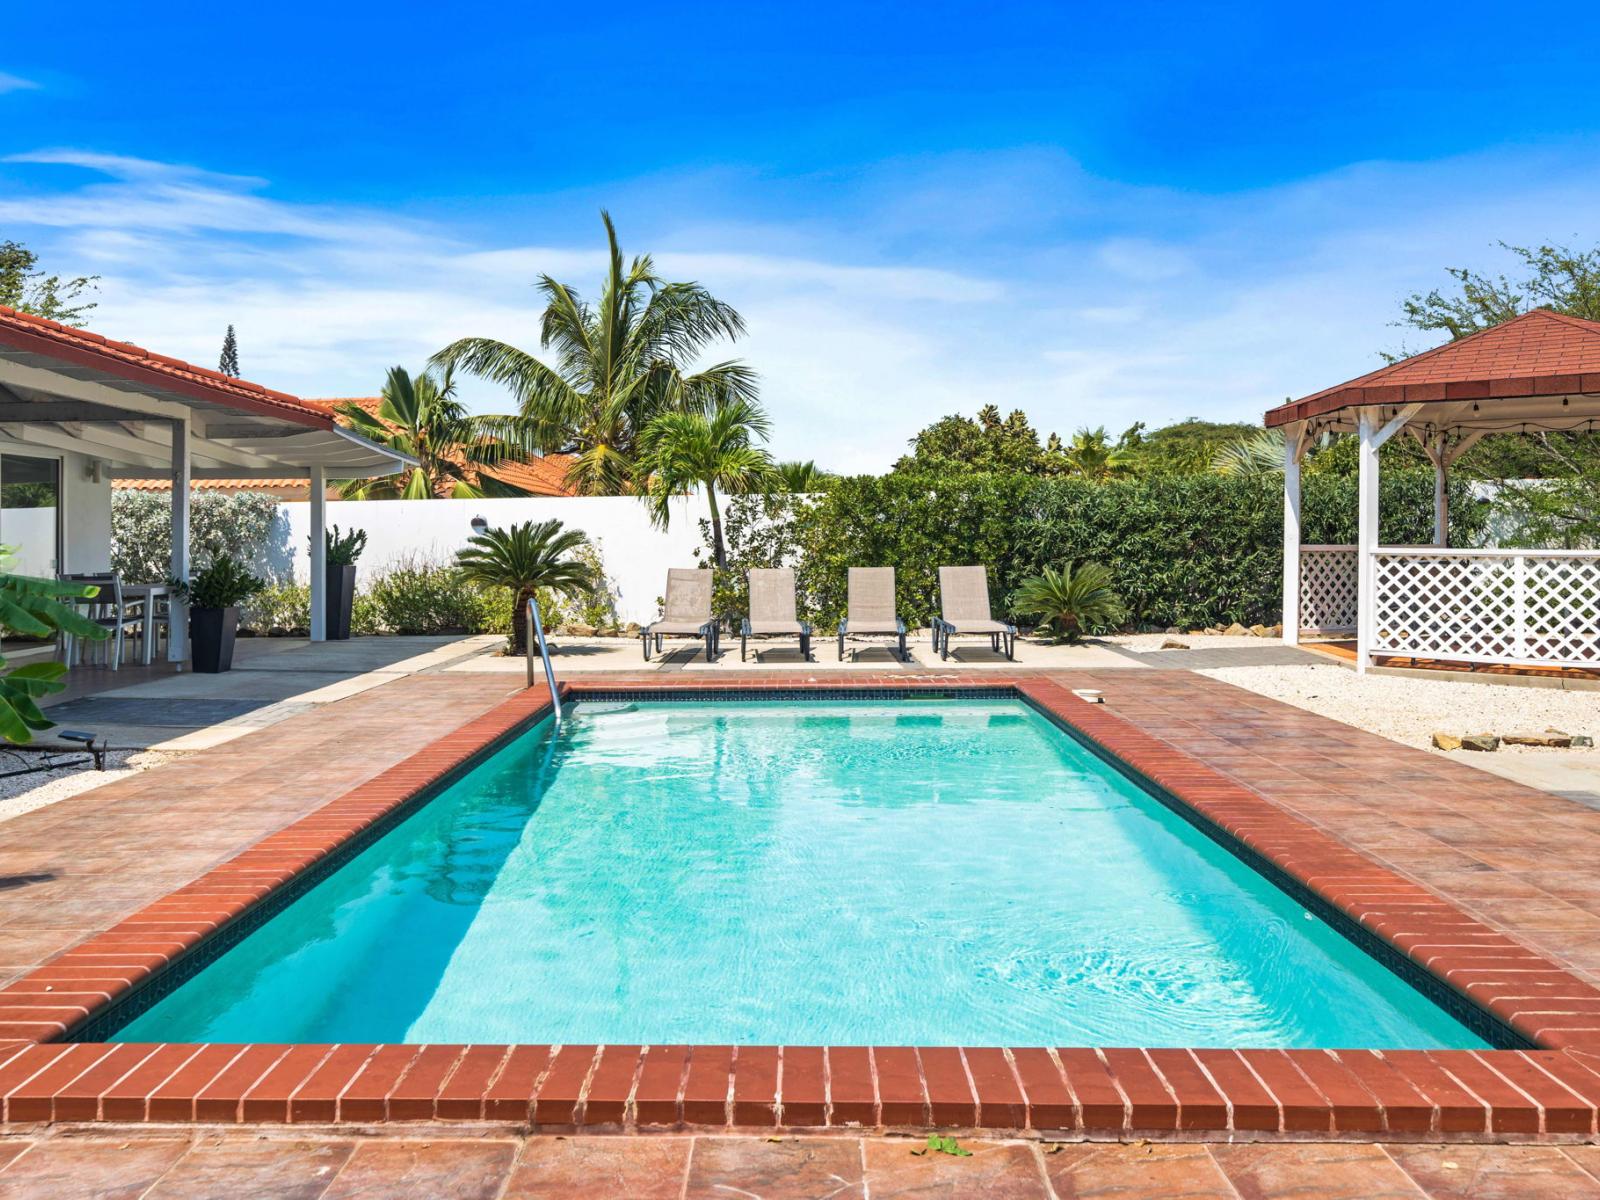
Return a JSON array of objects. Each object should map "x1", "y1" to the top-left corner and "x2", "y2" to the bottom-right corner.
[{"x1": 4, "y1": 2, "x2": 1600, "y2": 469}]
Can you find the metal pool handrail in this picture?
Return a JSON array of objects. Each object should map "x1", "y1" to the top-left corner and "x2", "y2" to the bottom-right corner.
[{"x1": 525, "y1": 597, "x2": 561, "y2": 725}]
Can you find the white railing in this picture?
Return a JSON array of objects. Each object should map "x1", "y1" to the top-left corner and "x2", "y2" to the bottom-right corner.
[
  {"x1": 1371, "y1": 547, "x2": 1600, "y2": 669},
  {"x1": 1299, "y1": 545, "x2": 1359, "y2": 633}
]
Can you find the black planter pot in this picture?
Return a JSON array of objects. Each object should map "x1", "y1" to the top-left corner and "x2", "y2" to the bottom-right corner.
[
  {"x1": 190, "y1": 606, "x2": 239, "y2": 673},
  {"x1": 326, "y1": 564, "x2": 357, "y2": 640}
]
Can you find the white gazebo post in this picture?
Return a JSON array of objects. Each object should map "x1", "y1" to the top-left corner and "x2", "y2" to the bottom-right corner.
[
  {"x1": 1281, "y1": 422, "x2": 1305, "y2": 645},
  {"x1": 168, "y1": 418, "x2": 190, "y2": 663},
  {"x1": 308, "y1": 466, "x2": 327, "y2": 642},
  {"x1": 1354, "y1": 404, "x2": 1422, "y2": 674},
  {"x1": 1430, "y1": 432, "x2": 1448, "y2": 547}
]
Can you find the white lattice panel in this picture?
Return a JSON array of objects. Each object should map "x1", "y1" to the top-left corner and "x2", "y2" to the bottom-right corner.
[
  {"x1": 1299, "y1": 546, "x2": 1358, "y2": 632},
  {"x1": 1372, "y1": 550, "x2": 1600, "y2": 668}
]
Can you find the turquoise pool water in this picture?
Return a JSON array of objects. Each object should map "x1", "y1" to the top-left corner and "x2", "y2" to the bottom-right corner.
[{"x1": 111, "y1": 699, "x2": 1487, "y2": 1048}]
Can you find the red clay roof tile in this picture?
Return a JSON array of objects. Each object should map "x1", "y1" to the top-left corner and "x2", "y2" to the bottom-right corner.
[{"x1": 1266, "y1": 309, "x2": 1600, "y2": 426}]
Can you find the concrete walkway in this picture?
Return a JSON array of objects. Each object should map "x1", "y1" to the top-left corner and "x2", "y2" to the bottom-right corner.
[{"x1": 41, "y1": 635, "x2": 499, "y2": 750}]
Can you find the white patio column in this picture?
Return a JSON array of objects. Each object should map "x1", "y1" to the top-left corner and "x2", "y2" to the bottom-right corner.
[
  {"x1": 308, "y1": 466, "x2": 327, "y2": 642},
  {"x1": 1281, "y1": 422, "x2": 1304, "y2": 645},
  {"x1": 1432, "y1": 433, "x2": 1448, "y2": 547},
  {"x1": 1355, "y1": 410, "x2": 1380, "y2": 674},
  {"x1": 168, "y1": 419, "x2": 190, "y2": 663}
]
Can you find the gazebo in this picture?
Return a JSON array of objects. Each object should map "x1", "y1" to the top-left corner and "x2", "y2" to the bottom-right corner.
[{"x1": 1266, "y1": 309, "x2": 1600, "y2": 674}]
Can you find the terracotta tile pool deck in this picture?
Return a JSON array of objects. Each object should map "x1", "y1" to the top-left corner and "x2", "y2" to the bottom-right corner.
[
  {"x1": 0, "y1": 664, "x2": 1596, "y2": 1192},
  {"x1": 0, "y1": 1130, "x2": 1594, "y2": 1197}
]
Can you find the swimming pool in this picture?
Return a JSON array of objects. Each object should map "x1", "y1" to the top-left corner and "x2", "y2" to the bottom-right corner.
[{"x1": 109, "y1": 697, "x2": 1487, "y2": 1049}]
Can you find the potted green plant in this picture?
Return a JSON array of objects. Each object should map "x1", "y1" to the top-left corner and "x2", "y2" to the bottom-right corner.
[
  {"x1": 174, "y1": 554, "x2": 266, "y2": 673},
  {"x1": 320, "y1": 525, "x2": 367, "y2": 641}
]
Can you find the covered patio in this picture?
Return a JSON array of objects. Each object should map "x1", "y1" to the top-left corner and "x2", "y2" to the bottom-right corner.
[
  {"x1": 0, "y1": 306, "x2": 411, "y2": 662},
  {"x1": 1270, "y1": 309, "x2": 1600, "y2": 677}
]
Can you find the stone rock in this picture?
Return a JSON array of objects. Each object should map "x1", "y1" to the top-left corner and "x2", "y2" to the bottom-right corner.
[
  {"x1": 1461, "y1": 733, "x2": 1500, "y2": 752},
  {"x1": 624, "y1": 622, "x2": 642, "y2": 637},
  {"x1": 1269, "y1": 624, "x2": 1284, "y2": 638},
  {"x1": 1223, "y1": 622, "x2": 1251, "y2": 637},
  {"x1": 1431, "y1": 732, "x2": 1463, "y2": 751},
  {"x1": 1503, "y1": 731, "x2": 1573, "y2": 748},
  {"x1": 1248, "y1": 624, "x2": 1270, "y2": 638},
  {"x1": 1573, "y1": 735, "x2": 1595, "y2": 748},
  {"x1": 1160, "y1": 639, "x2": 1190, "y2": 651},
  {"x1": 1164, "y1": 627, "x2": 1181, "y2": 635},
  {"x1": 567, "y1": 623, "x2": 597, "y2": 637}
]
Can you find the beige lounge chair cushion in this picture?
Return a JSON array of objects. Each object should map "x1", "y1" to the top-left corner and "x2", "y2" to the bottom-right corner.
[
  {"x1": 747, "y1": 619, "x2": 805, "y2": 635},
  {"x1": 649, "y1": 620, "x2": 711, "y2": 635},
  {"x1": 747, "y1": 569, "x2": 802, "y2": 633},
  {"x1": 657, "y1": 568, "x2": 712, "y2": 627},
  {"x1": 846, "y1": 567, "x2": 900, "y2": 629}
]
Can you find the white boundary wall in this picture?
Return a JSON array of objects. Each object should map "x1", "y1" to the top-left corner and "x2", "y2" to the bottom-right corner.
[{"x1": 269, "y1": 495, "x2": 711, "y2": 624}]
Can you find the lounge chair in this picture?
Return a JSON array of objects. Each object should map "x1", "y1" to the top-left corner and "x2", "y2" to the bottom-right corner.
[
  {"x1": 740, "y1": 568, "x2": 812, "y2": 661},
  {"x1": 837, "y1": 567, "x2": 907, "y2": 661},
  {"x1": 933, "y1": 565, "x2": 1016, "y2": 660},
  {"x1": 642, "y1": 568, "x2": 718, "y2": 661}
]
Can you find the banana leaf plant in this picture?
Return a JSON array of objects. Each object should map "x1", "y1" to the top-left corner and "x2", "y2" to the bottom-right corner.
[{"x1": 0, "y1": 570, "x2": 109, "y2": 744}]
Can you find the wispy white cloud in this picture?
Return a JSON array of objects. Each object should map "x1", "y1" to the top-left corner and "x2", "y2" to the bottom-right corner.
[
  {"x1": 3, "y1": 141, "x2": 1600, "y2": 473},
  {"x1": 0, "y1": 72, "x2": 39, "y2": 96}
]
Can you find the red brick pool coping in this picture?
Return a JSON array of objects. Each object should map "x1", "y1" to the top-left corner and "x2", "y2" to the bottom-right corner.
[{"x1": 1, "y1": 675, "x2": 1600, "y2": 1139}]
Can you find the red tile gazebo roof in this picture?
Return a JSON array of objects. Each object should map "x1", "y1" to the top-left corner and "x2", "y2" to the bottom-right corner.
[{"x1": 1265, "y1": 309, "x2": 1600, "y2": 431}]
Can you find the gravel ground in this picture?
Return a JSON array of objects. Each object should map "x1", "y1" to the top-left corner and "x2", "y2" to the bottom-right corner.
[
  {"x1": 1106, "y1": 632, "x2": 1281, "y2": 651},
  {"x1": 1195, "y1": 660, "x2": 1600, "y2": 753},
  {"x1": 0, "y1": 748, "x2": 179, "y2": 825}
]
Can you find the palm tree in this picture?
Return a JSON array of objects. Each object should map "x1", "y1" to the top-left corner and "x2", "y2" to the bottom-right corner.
[
  {"x1": 334, "y1": 365, "x2": 537, "y2": 499},
  {"x1": 1059, "y1": 427, "x2": 1135, "y2": 481},
  {"x1": 454, "y1": 520, "x2": 596, "y2": 654},
  {"x1": 774, "y1": 460, "x2": 830, "y2": 493},
  {"x1": 432, "y1": 211, "x2": 757, "y2": 496},
  {"x1": 636, "y1": 397, "x2": 779, "y2": 568},
  {"x1": 1014, "y1": 562, "x2": 1127, "y2": 643},
  {"x1": 1211, "y1": 428, "x2": 1285, "y2": 478}
]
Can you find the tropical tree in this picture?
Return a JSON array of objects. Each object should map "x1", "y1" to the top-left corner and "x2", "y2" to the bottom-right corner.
[
  {"x1": 774, "y1": 460, "x2": 830, "y2": 493},
  {"x1": 454, "y1": 519, "x2": 596, "y2": 654},
  {"x1": 636, "y1": 398, "x2": 779, "y2": 568},
  {"x1": 0, "y1": 239, "x2": 99, "y2": 326},
  {"x1": 1211, "y1": 428, "x2": 1285, "y2": 478},
  {"x1": 1058, "y1": 428, "x2": 1134, "y2": 481},
  {"x1": 432, "y1": 211, "x2": 757, "y2": 495},
  {"x1": 1013, "y1": 562, "x2": 1126, "y2": 643},
  {"x1": 334, "y1": 365, "x2": 536, "y2": 499}
]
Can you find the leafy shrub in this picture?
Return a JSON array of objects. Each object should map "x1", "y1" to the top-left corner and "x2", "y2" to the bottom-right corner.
[
  {"x1": 112, "y1": 490, "x2": 286, "y2": 582},
  {"x1": 711, "y1": 470, "x2": 1486, "y2": 631},
  {"x1": 241, "y1": 582, "x2": 309, "y2": 635},
  {"x1": 366, "y1": 555, "x2": 508, "y2": 635}
]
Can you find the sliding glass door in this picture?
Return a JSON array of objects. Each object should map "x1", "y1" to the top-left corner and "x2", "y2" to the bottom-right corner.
[{"x1": 0, "y1": 456, "x2": 62, "y2": 648}]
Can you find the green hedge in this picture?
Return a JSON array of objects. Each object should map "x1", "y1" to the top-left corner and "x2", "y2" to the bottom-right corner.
[{"x1": 715, "y1": 471, "x2": 1485, "y2": 631}]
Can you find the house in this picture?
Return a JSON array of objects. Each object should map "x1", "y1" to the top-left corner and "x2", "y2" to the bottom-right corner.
[
  {"x1": 114, "y1": 398, "x2": 582, "y2": 498},
  {"x1": 0, "y1": 305, "x2": 413, "y2": 655}
]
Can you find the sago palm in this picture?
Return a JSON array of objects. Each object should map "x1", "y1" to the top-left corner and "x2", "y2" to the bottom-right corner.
[
  {"x1": 1013, "y1": 562, "x2": 1127, "y2": 643},
  {"x1": 431, "y1": 211, "x2": 757, "y2": 496},
  {"x1": 335, "y1": 365, "x2": 537, "y2": 499},
  {"x1": 454, "y1": 520, "x2": 596, "y2": 654},
  {"x1": 636, "y1": 398, "x2": 779, "y2": 568}
]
